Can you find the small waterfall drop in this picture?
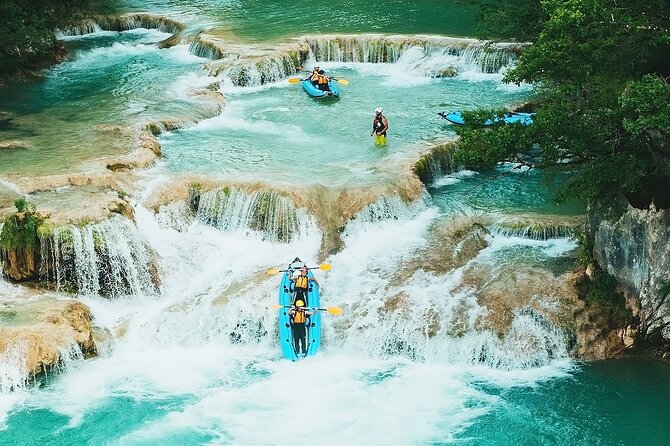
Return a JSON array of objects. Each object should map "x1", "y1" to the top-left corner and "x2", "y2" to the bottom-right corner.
[
  {"x1": 195, "y1": 188, "x2": 314, "y2": 243},
  {"x1": 41, "y1": 217, "x2": 157, "y2": 297}
]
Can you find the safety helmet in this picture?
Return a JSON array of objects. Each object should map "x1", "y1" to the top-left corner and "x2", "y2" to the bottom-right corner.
[
  {"x1": 375, "y1": 107, "x2": 383, "y2": 114},
  {"x1": 296, "y1": 300, "x2": 305, "y2": 307}
]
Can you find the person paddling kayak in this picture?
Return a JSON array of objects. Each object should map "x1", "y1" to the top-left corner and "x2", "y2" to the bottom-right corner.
[
  {"x1": 290, "y1": 265, "x2": 319, "y2": 305},
  {"x1": 371, "y1": 107, "x2": 388, "y2": 146},
  {"x1": 289, "y1": 299, "x2": 314, "y2": 355}
]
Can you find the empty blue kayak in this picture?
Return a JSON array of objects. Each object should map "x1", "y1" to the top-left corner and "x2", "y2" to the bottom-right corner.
[
  {"x1": 277, "y1": 259, "x2": 321, "y2": 361},
  {"x1": 439, "y1": 111, "x2": 534, "y2": 126},
  {"x1": 302, "y1": 79, "x2": 340, "y2": 98}
]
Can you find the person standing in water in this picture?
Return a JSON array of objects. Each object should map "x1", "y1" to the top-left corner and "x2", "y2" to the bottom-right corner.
[{"x1": 371, "y1": 107, "x2": 388, "y2": 146}]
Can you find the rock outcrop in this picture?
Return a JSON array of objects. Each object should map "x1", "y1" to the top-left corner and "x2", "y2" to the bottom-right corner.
[
  {"x1": 0, "y1": 297, "x2": 97, "y2": 390},
  {"x1": 588, "y1": 204, "x2": 670, "y2": 352}
]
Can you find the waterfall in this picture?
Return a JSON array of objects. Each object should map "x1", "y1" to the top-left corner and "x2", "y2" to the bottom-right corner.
[
  {"x1": 0, "y1": 343, "x2": 29, "y2": 393},
  {"x1": 41, "y1": 217, "x2": 157, "y2": 297},
  {"x1": 188, "y1": 38, "x2": 229, "y2": 60},
  {"x1": 303, "y1": 34, "x2": 518, "y2": 74},
  {"x1": 0, "y1": 341, "x2": 83, "y2": 393},
  {"x1": 413, "y1": 144, "x2": 458, "y2": 184},
  {"x1": 347, "y1": 194, "x2": 428, "y2": 227},
  {"x1": 225, "y1": 53, "x2": 303, "y2": 86},
  {"x1": 56, "y1": 14, "x2": 184, "y2": 37},
  {"x1": 489, "y1": 223, "x2": 578, "y2": 241},
  {"x1": 195, "y1": 187, "x2": 313, "y2": 242}
]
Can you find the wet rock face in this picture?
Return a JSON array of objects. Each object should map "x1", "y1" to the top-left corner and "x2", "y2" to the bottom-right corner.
[
  {"x1": 589, "y1": 205, "x2": 670, "y2": 344},
  {"x1": 0, "y1": 299, "x2": 97, "y2": 389},
  {"x1": 2, "y1": 248, "x2": 40, "y2": 281}
]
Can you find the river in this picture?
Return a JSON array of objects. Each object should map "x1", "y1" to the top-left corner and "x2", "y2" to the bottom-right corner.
[{"x1": 0, "y1": 1, "x2": 668, "y2": 445}]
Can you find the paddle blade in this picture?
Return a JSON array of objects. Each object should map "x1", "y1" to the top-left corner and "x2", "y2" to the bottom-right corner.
[
  {"x1": 266, "y1": 267, "x2": 280, "y2": 276},
  {"x1": 327, "y1": 307, "x2": 343, "y2": 315},
  {"x1": 271, "y1": 304, "x2": 284, "y2": 310},
  {"x1": 319, "y1": 263, "x2": 332, "y2": 271},
  {"x1": 288, "y1": 78, "x2": 302, "y2": 84},
  {"x1": 335, "y1": 79, "x2": 349, "y2": 86}
]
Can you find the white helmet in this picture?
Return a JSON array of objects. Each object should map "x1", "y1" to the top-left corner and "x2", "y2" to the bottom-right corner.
[{"x1": 375, "y1": 107, "x2": 383, "y2": 114}]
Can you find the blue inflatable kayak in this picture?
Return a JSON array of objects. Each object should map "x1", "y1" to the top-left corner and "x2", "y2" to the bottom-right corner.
[
  {"x1": 302, "y1": 79, "x2": 340, "y2": 98},
  {"x1": 278, "y1": 259, "x2": 321, "y2": 361},
  {"x1": 439, "y1": 111, "x2": 534, "y2": 126}
]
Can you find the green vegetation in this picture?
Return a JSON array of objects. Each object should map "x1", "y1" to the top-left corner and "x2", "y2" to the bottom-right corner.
[
  {"x1": 0, "y1": 199, "x2": 42, "y2": 253},
  {"x1": 0, "y1": 0, "x2": 118, "y2": 75},
  {"x1": 412, "y1": 143, "x2": 456, "y2": 184},
  {"x1": 455, "y1": 0, "x2": 670, "y2": 210}
]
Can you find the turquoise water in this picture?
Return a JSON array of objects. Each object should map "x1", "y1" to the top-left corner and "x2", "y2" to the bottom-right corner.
[
  {"x1": 1, "y1": 1, "x2": 669, "y2": 446},
  {"x1": 2, "y1": 359, "x2": 668, "y2": 445},
  {"x1": 119, "y1": 0, "x2": 485, "y2": 41},
  {"x1": 0, "y1": 29, "x2": 208, "y2": 176},
  {"x1": 459, "y1": 359, "x2": 670, "y2": 445},
  {"x1": 429, "y1": 165, "x2": 585, "y2": 215},
  {"x1": 162, "y1": 66, "x2": 528, "y2": 185}
]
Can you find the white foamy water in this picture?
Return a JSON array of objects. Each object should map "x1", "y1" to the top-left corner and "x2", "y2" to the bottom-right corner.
[{"x1": 0, "y1": 190, "x2": 576, "y2": 442}]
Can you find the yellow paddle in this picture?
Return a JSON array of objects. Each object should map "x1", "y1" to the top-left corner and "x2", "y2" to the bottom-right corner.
[
  {"x1": 271, "y1": 304, "x2": 343, "y2": 315},
  {"x1": 266, "y1": 263, "x2": 332, "y2": 276},
  {"x1": 287, "y1": 77, "x2": 349, "y2": 86}
]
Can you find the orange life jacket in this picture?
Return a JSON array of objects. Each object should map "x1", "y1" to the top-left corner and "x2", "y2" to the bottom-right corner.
[
  {"x1": 295, "y1": 276, "x2": 308, "y2": 289},
  {"x1": 317, "y1": 74, "x2": 328, "y2": 85},
  {"x1": 310, "y1": 71, "x2": 319, "y2": 82},
  {"x1": 293, "y1": 308, "x2": 306, "y2": 324}
]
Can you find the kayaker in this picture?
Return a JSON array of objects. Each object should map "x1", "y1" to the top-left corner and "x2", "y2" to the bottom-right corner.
[
  {"x1": 289, "y1": 300, "x2": 314, "y2": 355},
  {"x1": 316, "y1": 69, "x2": 330, "y2": 91},
  {"x1": 290, "y1": 266, "x2": 319, "y2": 305},
  {"x1": 371, "y1": 107, "x2": 388, "y2": 145},
  {"x1": 309, "y1": 66, "x2": 320, "y2": 85}
]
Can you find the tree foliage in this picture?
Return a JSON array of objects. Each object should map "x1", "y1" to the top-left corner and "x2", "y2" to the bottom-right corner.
[
  {"x1": 458, "y1": 0, "x2": 670, "y2": 209},
  {"x1": 0, "y1": 0, "x2": 117, "y2": 75}
]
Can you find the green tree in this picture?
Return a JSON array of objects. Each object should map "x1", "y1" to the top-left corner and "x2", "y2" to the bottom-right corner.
[
  {"x1": 0, "y1": 0, "x2": 117, "y2": 75},
  {"x1": 458, "y1": 0, "x2": 670, "y2": 209}
]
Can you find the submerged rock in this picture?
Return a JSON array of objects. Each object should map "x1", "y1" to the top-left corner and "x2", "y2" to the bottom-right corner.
[{"x1": 0, "y1": 140, "x2": 28, "y2": 150}]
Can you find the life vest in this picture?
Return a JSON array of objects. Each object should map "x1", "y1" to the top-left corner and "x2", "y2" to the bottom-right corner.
[
  {"x1": 310, "y1": 71, "x2": 319, "y2": 82},
  {"x1": 293, "y1": 308, "x2": 306, "y2": 324},
  {"x1": 317, "y1": 74, "x2": 328, "y2": 85},
  {"x1": 373, "y1": 115, "x2": 386, "y2": 135},
  {"x1": 295, "y1": 275, "x2": 308, "y2": 289}
]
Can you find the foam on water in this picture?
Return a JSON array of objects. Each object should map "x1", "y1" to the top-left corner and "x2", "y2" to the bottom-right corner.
[{"x1": 0, "y1": 190, "x2": 577, "y2": 442}]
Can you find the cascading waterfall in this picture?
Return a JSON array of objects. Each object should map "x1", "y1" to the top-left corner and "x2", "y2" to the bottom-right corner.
[
  {"x1": 40, "y1": 217, "x2": 157, "y2": 297},
  {"x1": 195, "y1": 188, "x2": 314, "y2": 243},
  {"x1": 0, "y1": 341, "x2": 84, "y2": 393},
  {"x1": 489, "y1": 223, "x2": 578, "y2": 241},
  {"x1": 0, "y1": 343, "x2": 29, "y2": 393},
  {"x1": 413, "y1": 144, "x2": 458, "y2": 185},
  {"x1": 189, "y1": 33, "x2": 518, "y2": 88},
  {"x1": 56, "y1": 14, "x2": 184, "y2": 38},
  {"x1": 304, "y1": 34, "x2": 517, "y2": 74},
  {"x1": 188, "y1": 38, "x2": 230, "y2": 60},
  {"x1": 347, "y1": 193, "x2": 429, "y2": 227},
  {"x1": 225, "y1": 54, "x2": 302, "y2": 86},
  {"x1": 324, "y1": 195, "x2": 571, "y2": 369}
]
